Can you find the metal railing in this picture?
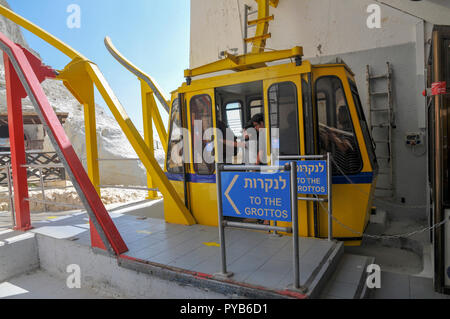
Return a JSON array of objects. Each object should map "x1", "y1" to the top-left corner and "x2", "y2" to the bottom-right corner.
[
  {"x1": 277, "y1": 153, "x2": 333, "y2": 241},
  {"x1": 0, "y1": 164, "x2": 15, "y2": 227},
  {"x1": 0, "y1": 151, "x2": 66, "y2": 185},
  {"x1": 215, "y1": 162, "x2": 304, "y2": 292},
  {"x1": 20, "y1": 163, "x2": 71, "y2": 212},
  {"x1": 98, "y1": 185, "x2": 159, "y2": 192},
  {"x1": 97, "y1": 157, "x2": 161, "y2": 193}
]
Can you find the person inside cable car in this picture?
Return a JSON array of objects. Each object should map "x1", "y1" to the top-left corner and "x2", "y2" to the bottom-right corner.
[
  {"x1": 320, "y1": 105, "x2": 359, "y2": 174},
  {"x1": 216, "y1": 119, "x2": 240, "y2": 164},
  {"x1": 250, "y1": 113, "x2": 267, "y2": 165},
  {"x1": 242, "y1": 120, "x2": 257, "y2": 165}
]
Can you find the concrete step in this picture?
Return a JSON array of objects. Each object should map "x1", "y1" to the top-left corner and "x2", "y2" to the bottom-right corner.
[
  {"x1": 366, "y1": 208, "x2": 388, "y2": 235},
  {"x1": 0, "y1": 229, "x2": 39, "y2": 282},
  {"x1": 0, "y1": 269, "x2": 104, "y2": 299},
  {"x1": 319, "y1": 254, "x2": 376, "y2": 299}
]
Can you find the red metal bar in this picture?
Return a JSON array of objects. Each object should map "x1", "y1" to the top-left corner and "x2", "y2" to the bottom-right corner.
[
  {"x1": 4, "y1": 53, "x2": 31, "y2": 231},
  {"x1": 0, "y1": 32, "x2": 128, "y2": 255}
]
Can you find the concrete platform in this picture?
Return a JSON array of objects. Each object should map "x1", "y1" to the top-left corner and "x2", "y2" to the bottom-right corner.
[
  {"x1": 0, "y1": 230, "x2": 39, "y2": 282},
  {"x1": 0, "y1": 270, "x2": 104, "y2": 299},
  {"x1": 28, "y1": 211, "x2": 344, "y2": 298}
]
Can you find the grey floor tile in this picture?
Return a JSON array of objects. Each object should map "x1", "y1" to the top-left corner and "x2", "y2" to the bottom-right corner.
[
  {"x1": 409, "y1": 276, "x2": 449, "y2": 299},
  {"x1": 371, "y1": 271, "x2": 410, "y2": 299},
  {"x1": 321, "y1": 281, "x2": 358, "y2": 299}
]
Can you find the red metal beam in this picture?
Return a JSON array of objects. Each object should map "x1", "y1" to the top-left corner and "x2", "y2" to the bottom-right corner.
[
  {"x1": 4, "y1": 53, "x2": 30, "y2": 231},
  {"x1": 0, "y1": 32, "x2": 128, "y2": 255}
]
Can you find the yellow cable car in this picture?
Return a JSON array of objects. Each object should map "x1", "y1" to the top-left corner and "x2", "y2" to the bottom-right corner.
[{"x1": 164, "y1": 52, "x2": 378, "y2": 246}]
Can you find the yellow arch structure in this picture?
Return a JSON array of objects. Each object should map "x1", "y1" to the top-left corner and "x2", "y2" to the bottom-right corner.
[{"x1": 0, "y1": 4, "x2": 196, "y2": 225}]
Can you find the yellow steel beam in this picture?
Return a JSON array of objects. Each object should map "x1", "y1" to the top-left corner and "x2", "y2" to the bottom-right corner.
[
  {"x1": 251, "y1": 0, "x2": 271, "y2": 54},
  {"x1": 85, "y1": 62, "x2": 196, "y2": 225},
  {"x1": 184, "y1": 46, "x2": 303, "y2": 78},
  {"x1": 141, "y1": 80, "x2": 159, "y2": 200},
  {"x1": 58, "y1": 59, "x2": 100, "y2": 195},
  {"x1": 141, "y1": 80, "x2": 168, "y2": 151},
  {"x1": 268, "y1": 0, "x2": 279, "y2": 8},
  {"x1": 244, "y1": 33, "x2": 271, "y2": 43},
  {"x1": 104, "y1": 36, "x2": 170, "y2": 114},
  {"x1": 247, "y1": 15, "x2": 274, "y2": 26}
]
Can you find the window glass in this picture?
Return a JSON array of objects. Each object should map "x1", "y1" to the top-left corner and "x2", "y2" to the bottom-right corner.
[
  {"x1": 166, "y1": 99, "x2": 184, "y2": 174},
  {"x1": 316, "y1": 77, "x2": 363, "y2": 175},
  {"x1": 268, "y1": 82, "x2": 300, "y2": 156},
  {"x1": 190, "y1": 95, "x2": 215, "y2": 175},
  {"x1": 349, "y1": 81, "x2": 377, "y2": 171},
  {"x1": 302, "y1": 78, "x2": 315, "y2": 155},
  {"x1": 249, "y1": 99, "x2": 263, "y2": 118},
  {"x1": 225, "y1": 102, "x2": 243, "y2": 138}
]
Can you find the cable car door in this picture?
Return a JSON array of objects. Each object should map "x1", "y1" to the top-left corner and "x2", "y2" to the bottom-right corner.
[
  {"x1": 165, "y1": 95, "x2": 189, "y2": 209},
  {"x1": 313, "y1": 66, "x2": 377, "y2": 244},
  {"x1": 185, "y1": 89, "x2": 217, "y2": 226},
  {"x1": 263, "y1": 74, "x2": 312, "y2": 237}
]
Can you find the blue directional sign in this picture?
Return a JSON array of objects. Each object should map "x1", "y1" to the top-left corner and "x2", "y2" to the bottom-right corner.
[
  {"x1": 220, "y1": 171, "x2": 292, "y2": 222},
  {"x1": 279, "y1": 160, "x2": 328, "y2": 195}
]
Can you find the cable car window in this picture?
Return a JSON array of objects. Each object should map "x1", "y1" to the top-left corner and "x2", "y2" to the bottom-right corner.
[
  {"x1": 225, "y1": 102, "x2": 243, "y2": 138},
  {"x1": 190, "y1": 94, "x2": 214, "y2": 175},
  {"x1": 268, "y1": 82, "x2": 300, "y2": 156},
  {"x1": 166, "y1": 98, "x2": 184, "y2": 174},
  {"x1": 249, "y1": 99, "x2": 263, "y2": 118},
  {"x1": 316, "y1": 76, "x2": 363, "y2": 175},
  {"x1": 349, "y1": 80, "x2": 378, "y2": 171},
  {"x1": 302, "y1": 78, "x2": 315, "y2": 155}
]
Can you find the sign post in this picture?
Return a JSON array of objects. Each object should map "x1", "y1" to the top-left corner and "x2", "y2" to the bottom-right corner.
[
  {"x1": 215, "y1": 162, "x2": 304, "y2": 291},
  {"x1": 278, "y1": 154, "x2": 333, "y2": 241}
]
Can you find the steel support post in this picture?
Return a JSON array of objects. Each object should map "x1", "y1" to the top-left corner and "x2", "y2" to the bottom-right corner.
[
  {"x1": 4, "y1": 53, "x2": 31, "y2": 231},
  {"x1": 215, "y1": 163, "x2": 233, "y2": 278},
  {"x1": 327, "y1": 153, "x2": 333, "y2": 241},
  {"x1": 141, "y1": 80, "x2": 159, "y2": 200},
  {"x1": 290, "y1": 161, "x2": 300, "y2": 290}
]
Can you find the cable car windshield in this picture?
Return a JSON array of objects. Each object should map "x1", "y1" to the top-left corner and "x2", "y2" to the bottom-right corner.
[{"x1": 316, "y1": 76, "x2": 363, "y2": 175}]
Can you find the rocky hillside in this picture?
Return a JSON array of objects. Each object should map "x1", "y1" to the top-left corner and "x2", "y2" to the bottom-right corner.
[{"x1": 0, "y1": 0, "x2": 165, "y2": 187}]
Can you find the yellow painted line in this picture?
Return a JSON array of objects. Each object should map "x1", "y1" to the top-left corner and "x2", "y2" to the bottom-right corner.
[
  {"x1": 136, "y1": 230, "x2": 152, "y2": 235},
  {"x1": 47, "y1": 216, "x2": 59, "y2": 220},
  {"x1": 203, "y1": 242, "x2": 220, "y2": 247}
]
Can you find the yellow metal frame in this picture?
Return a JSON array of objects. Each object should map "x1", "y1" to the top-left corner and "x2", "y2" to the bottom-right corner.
[{"x1": 184, "y1": 46, "x2": 303, "y2": 78}]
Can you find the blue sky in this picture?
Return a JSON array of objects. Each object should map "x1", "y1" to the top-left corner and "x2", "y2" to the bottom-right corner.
[{"x1": 8, "y1": 0, "x2": 191, "y2": 130}]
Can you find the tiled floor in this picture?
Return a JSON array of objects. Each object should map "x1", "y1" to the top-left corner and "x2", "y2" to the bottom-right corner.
[
  {"x1": 30, "y1": 211, "x2": 342, "y2": 294},
  {"x1": 320, "y1": 254, "x2": 371, "y2": 299},
  {"x1": 371, "y1": 272, "x2": 450, "y2": 299}
]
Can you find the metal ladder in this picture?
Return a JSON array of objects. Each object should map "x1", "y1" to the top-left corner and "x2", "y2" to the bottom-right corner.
[
  {"x1": 366, "y1": 62, "x2": 395, "y2": 198},
  {"x1": 243, "y1": 0, "x2": 278, "y2": 54}
]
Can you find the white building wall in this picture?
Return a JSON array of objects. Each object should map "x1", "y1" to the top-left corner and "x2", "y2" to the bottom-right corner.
[
  {"x1": 189, "y1": 0, "x2": 450, "y2": 220},
  {"x1": 190, "y1": 0, "x2": 423, "y2": 68}
]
